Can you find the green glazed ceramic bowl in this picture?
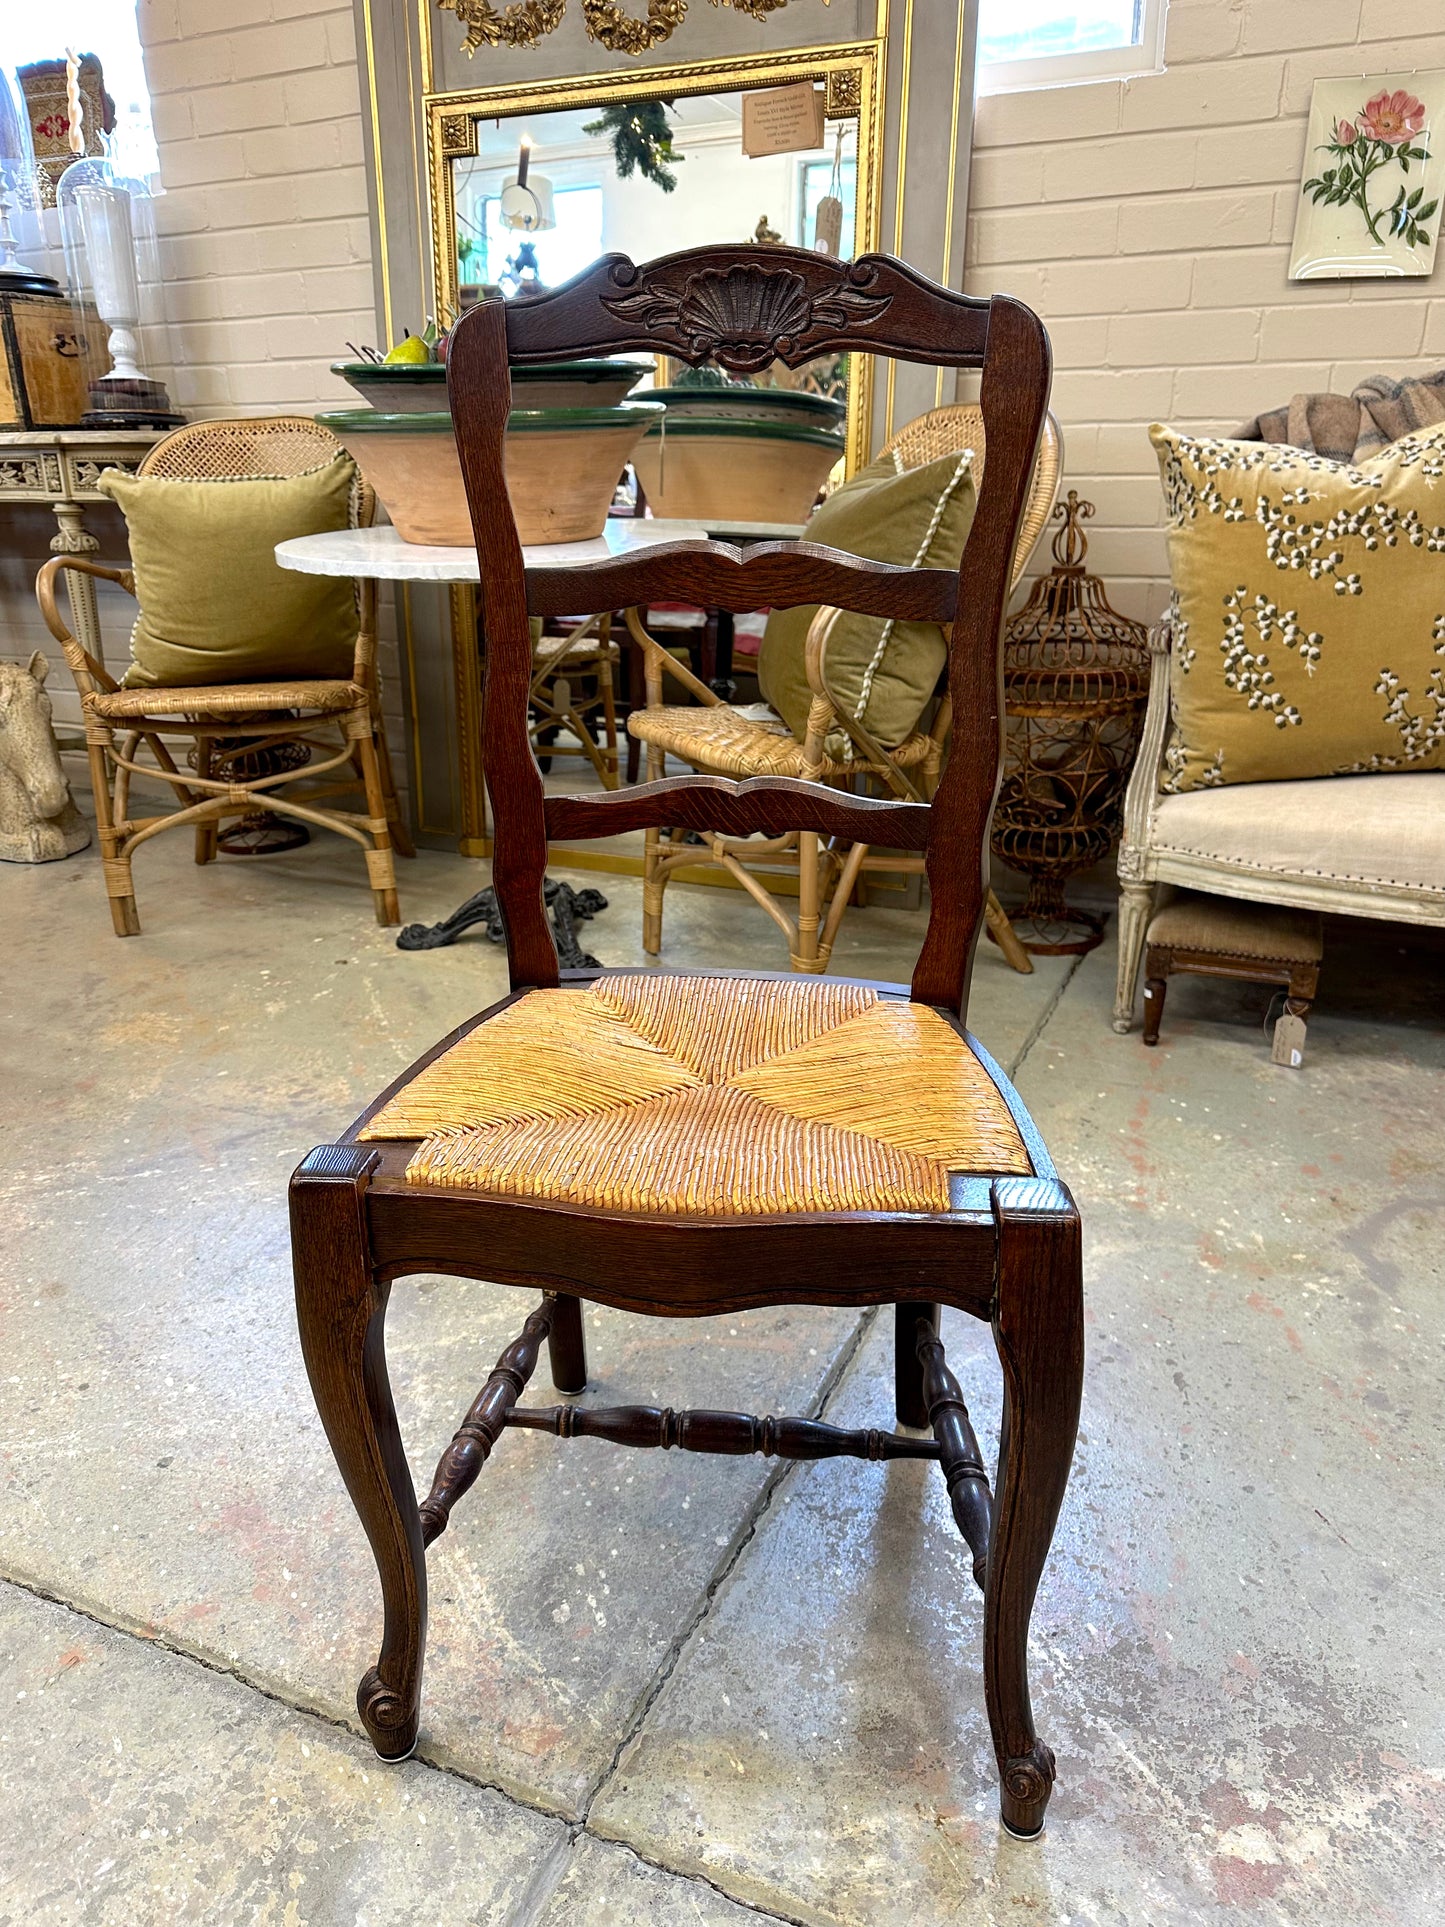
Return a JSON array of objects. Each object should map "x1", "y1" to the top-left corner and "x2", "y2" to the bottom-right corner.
[
  {"x1": 632, "y1": 413, "x2": 844, "y2": 523},
  {"x1": 331, "y1": 357, "x2": 655, "y2": 414},
  {"x1": 318, "y1": 402, "x2": 665, "y2": 546}
]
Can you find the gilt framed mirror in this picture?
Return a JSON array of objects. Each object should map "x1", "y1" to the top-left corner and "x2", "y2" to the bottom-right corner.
[{"x1": 425, "y1": 41, "x2": 883, "y2": 475}]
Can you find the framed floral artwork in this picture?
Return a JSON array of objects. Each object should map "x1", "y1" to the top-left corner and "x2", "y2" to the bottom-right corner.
[{"x1": 1289, "y1": 71, "x2": 1445, "y2": 279}]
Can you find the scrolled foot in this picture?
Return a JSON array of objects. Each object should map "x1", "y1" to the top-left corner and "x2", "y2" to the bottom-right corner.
[
  {"x1": 999, "y1": 1741, "x2": 1056, "y2": 1838},
  {"x1": 358, "y1": 1666, "x2": 419, "y2": 1761},
  {"x1": 1110, "y1": 1015, "x2": 1131, "y2": 1035}
]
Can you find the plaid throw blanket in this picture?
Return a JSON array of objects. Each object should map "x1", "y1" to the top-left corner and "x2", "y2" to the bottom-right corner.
[{"x1": 1237, "y1": 368, "x2": 1445, "y2": 461}]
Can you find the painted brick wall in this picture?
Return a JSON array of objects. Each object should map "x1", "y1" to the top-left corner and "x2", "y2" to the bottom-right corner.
[
  {"x1": 137, "y1": 0, "x2": 375, "y2": 417},
  {"x1": 966, "y1": 0, "x2": 1445, "y2": 622}
]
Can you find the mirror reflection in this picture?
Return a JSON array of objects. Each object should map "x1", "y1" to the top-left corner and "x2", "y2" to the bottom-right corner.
[
  {"x1": 447, "y1": 87, "x2": 862, "y2": 520},
  {"x1": 451, "y1": 90, "x2": 859, "y2": 306}
]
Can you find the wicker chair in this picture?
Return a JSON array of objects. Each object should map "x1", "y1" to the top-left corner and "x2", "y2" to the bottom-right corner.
[
  {"x1": 627, "y1": 404, "x2": 1062, "y2": 972},
  {"x1": 530, "y1": 613, "x2": 620, "y2": 790},
  {"x1": 36, "y1": 417, "x2": 413, "y2": 936}
]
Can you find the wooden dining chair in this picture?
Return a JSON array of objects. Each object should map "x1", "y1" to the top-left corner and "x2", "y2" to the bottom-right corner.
[{"x1": 291, "y1": 245, "x2": 1083, "y2": 1841}]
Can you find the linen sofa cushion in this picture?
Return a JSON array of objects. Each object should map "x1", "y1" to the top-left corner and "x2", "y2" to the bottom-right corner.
[
  {"x1": 757, "y1": 446, "x2": 976, "y2": 749},
  {"x1": 1152, "y1": 771, "x2": 1445, "y2": 897},
  {"x1": 1150, "y1": 422, "x2": 1445, "y2": 791},
  {"x1": 98, "y1": 457, "x2": 359, "y2": 688}
]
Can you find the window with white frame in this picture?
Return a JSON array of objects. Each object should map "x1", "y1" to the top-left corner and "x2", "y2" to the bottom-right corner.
[{"x1": 976, "y1": 0, "x2": 1166, "y2": 93}]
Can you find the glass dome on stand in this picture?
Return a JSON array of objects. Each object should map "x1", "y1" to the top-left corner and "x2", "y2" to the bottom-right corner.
[
  {"x1": 54, "y1": 54, "x2": 180, "y2": 428},
  {"x1": 0, "y1": 65, "x2": 59, "y2": 297}
]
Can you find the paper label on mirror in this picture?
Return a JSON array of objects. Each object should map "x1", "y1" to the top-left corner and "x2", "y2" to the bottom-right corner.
[{"x1": 742, "y1": 83, "x2": 826, "y2": 160}]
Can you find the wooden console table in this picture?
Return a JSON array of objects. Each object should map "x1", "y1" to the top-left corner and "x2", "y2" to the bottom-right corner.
[{"x1": 0, "y1": 428, "x2": 168, "y2": 676}]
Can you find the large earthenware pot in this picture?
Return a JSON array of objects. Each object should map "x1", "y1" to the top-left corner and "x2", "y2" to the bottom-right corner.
[
  {"x1": 631, "y1": 416, "x2": 844, "y2": 523},
  {"x1": 330, "y1": 357, "x2": 654, "y2": 415},
  {"x1": 317, "y1": 403, "x2": 665, "y2": 546},
  {"x1": 647, "y1": 384, "x2": 845, "y2": 430}
]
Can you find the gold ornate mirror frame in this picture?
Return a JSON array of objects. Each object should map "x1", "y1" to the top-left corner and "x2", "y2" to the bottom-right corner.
[{"x1": 424, "y1": 39, "x2": 884, "y2": 474}]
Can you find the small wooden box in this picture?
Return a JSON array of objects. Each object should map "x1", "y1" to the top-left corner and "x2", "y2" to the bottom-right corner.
[{"x1": 0, "y1": 291, "x2": 110, "y2": 431}]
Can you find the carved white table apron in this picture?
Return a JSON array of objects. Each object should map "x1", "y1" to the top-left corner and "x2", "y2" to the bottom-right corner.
[{"x1": 0, "y1": 429, "x2": 168, "y2": 674}]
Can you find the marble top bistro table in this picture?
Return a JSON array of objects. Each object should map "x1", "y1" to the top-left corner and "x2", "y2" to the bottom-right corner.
[{"x1": 277, "y1": 519, "x2": 803, "y2": 960}]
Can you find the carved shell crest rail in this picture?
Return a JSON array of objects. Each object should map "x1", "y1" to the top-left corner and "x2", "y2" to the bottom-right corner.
[
  {"x1": 599, "y1": 259, "x2": 895, "y2": 375},
  {"x1": 439, "y1": 0, "x2": 793, "y2": 58}
]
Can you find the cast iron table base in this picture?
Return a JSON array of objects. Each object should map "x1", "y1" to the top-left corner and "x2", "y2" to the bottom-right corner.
[{"x1": 397, "y1": 878, "x2": 607, "y2": 967}]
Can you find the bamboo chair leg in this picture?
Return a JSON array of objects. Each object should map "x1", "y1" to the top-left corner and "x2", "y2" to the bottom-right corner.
[
  {"x1": 792, "y1": 829, "x2": 825, "y2": 974},
  {"x1": 86, "y1": 736, "x2": 140, "y2": 937},
  {"x1": 642, "y1": 741, "x2": 668, "y2": 954},
  {"x1": 354, "y1": 720, "x2": 400, "y2": 927},
  {"x1": 193, "y1": 739, "x2": 219, "y2": 865},
  {"x1": 598, "y1": 651, "x2": 620, "y2": 790},
  {"x1": 987, "y1": 890, "x2": 1035, "y2": 975},
  {"x1": 372, "y1": 704, "x2": 416, "y2": 860}
]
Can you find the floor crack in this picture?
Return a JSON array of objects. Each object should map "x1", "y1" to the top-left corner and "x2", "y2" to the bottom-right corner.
[{"x1": 1004, "y1": 936, "x2": 1094, "y2": 1082}]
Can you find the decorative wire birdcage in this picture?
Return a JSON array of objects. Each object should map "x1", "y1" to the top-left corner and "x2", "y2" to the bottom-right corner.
[{"x1": 992, "y1": 491, "x2": 1151, "y2": 955}]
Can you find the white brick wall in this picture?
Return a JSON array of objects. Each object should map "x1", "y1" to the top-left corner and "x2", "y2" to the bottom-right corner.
[
  {"x1": 966, "y1": 0, "x2": 1445, "y2": 621},
  {"x1": 137, "y1": 0, "x2": 375, "y2": 417}
]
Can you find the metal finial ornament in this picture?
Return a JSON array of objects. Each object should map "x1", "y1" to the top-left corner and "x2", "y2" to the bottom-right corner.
[{"x1": 991, "y1": 491, "x2": 1151, "y2": 955}]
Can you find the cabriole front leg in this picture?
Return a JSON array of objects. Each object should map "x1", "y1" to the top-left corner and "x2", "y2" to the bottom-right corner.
[
  {"x1": 985, "y1": 1177, "x2": 1084, "y2": 1839},
  {"x1": 291, "y1": 1146, "x2": 426, "y2": 1761}
]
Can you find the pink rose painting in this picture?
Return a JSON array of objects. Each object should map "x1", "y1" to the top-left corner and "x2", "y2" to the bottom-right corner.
[{"x1": 1303, "y1": 85, "x2": 1435, "y2": 250}]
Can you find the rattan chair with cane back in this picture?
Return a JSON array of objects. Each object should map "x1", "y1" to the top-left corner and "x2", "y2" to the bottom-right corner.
[
  {"x1": 290, "y1": 244, "x2": 1083, "y2": 1841},
  {"x1": 35, "y1": 417, "x2": 413, "y2": 936},
  {"x1": 529, "y1": 612, "x2": 621, "y2": 789},
  {"x1": 626, "y1": 403, "x2": 1061, "y2": 974}
]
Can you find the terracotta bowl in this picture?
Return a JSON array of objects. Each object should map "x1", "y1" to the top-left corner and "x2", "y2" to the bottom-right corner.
[
  {"x1": 317, "y1": 403, "x2": 665, "y2": 546},
  {"x1": 648, "y1": 384, "x2": 845, "y2": 429},
  {"x1": 330, "y1": 357, "x2": 654, "y2": 414},
  {"x1": 631, "y1": 417, "x2": 844, "y2": 523}
]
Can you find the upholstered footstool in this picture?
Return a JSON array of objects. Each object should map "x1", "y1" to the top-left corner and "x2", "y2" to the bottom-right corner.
[{"x1": 1142, "y1": 889, "x2": 1323, "y2": 1065}]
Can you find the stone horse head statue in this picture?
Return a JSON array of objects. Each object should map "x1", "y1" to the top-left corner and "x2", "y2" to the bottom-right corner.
[{"x1": 0, "y1": 653, "x2": 91, "y2": 863}]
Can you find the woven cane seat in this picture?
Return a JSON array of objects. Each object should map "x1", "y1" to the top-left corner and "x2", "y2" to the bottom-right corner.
[
  {"x1": 626, "y1": 704, "x2": 933, "y2": 780},
  {"x1": 86, "y1": 679, "x2": 365, "y2": 719},
  {"x1": 533, "y1": 632, "x2": 619, "y2": 664},
  {"x1": 361, "y1": 973, "x2": 1030, "y2": 1217}
]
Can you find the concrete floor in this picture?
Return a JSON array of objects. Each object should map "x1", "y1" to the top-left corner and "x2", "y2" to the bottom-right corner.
[{"x1": 1, "y1": 819, "x2": 1442, "y2": 1925}]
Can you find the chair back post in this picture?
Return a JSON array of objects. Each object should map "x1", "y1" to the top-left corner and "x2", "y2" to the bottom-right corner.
[
  {"x1": 449, "y1": 298, "x2": 557, "y2": 986},
  {"x1": 915, "y1": 297, "x2": 1051, "y2": 1008},
  {"x1": 446, "y1": 245, "x2": 1051, "y2": 1012}
]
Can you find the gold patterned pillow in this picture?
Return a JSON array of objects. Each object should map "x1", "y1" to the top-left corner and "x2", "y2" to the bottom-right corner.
[{"x1": 1150, "y1": 422, "x2": 1445, "y2": 790}]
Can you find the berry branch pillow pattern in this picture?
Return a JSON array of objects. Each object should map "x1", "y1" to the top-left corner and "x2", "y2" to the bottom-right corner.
[{"x1": 1150, "y1": 421, "x2": 1445, "y2": 791}]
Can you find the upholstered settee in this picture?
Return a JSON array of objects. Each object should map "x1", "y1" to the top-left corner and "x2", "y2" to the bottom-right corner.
[{"x1": 1113, "y1": 622, "x2": 1445, "y2": 1032}]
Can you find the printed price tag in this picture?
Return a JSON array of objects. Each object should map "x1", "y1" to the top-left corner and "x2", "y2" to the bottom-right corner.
[{"x1": 742, "y1": 82, "x2": 826, "y2": 158}]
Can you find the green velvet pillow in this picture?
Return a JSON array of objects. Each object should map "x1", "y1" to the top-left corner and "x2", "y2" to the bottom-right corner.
[
  {"x1": 99, "y1": 457, "x2": 359, "y2": 689},
  {"x1": 757, "y1": 447, "x2": 977, "y2": 748}
]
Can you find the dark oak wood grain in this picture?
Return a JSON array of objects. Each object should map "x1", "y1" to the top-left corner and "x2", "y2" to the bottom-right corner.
[
  {"x1": 544, "y1": 775, "x2": 930, "y2": 851},
  {"x1": 526, "y1": 539, "x2": 958, "y2": 623},
  {"x1": 445, "y1": 243, "x2": 1051, "y2": 1016},
  {"x1": 916, "y1": 1310, "x2": 994, "y2": 1592},
  {"x1": 985, "y1": 1176, "x2": 1084, "y2": 1838},
  {"x1": 506, "y1": 1400, "x2": 943, "y2": 1463},
  {"x1": 418, "y1": 1295, "x2": 556, "y2": 1547},
  {"x1": 501, "y1": 248, "x2": 992, "y2": 374},
  {"x1": 290, "y1": 244, "x2": 1082, "y2": 1840}
]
